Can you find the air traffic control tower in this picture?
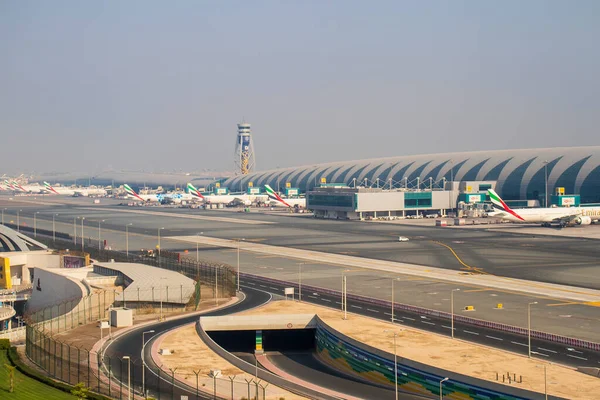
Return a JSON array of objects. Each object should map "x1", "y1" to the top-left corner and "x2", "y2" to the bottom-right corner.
[{"x1": 235, "y1": 123, "x2": 256, "y2": 175}]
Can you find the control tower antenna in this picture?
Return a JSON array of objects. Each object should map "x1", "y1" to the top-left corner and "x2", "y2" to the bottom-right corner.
[{"x1": 234, "y1": 122, "x2": 256, "y2": 175}]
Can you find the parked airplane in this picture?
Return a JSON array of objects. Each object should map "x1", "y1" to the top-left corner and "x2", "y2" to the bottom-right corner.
[
  {"x1": 187, "y1": 183, "x2": 268, "y2": 206},
  {"x1": 487, "y1": 189, "x2": 600, "y2": 227},
  {"x1": 44, "y1": 182, "x2": 107, "y2": 197},
  {"x1": 264, "y1": 185, "x2": 306, "y2": 208},
  {"x1": 11, "y1": 181, "x2": 44, "y2": 193},
  {"x1": 124, "y1": 184, "x2": 193, "y2": 204}
]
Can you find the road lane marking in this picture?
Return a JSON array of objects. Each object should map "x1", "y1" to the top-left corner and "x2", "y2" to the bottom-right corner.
[
  {"x1": 464, "y1": 330, "x2": 479, "y2": 335},
  {"x1": 351, "y1": 305, "x2": 363, "y2": 309},
  {"x1": 321, "y1": 299, "x2": 331, "y2": 302},
  {"x1": 421, "y1": 321, "x2": 435, "y2": 325},
  {"x1": 531, "y1": 351, "x2": 549, "y2": 357},
  {"x1": 511, "y1": 341, "x2": 528, "y2": 347},
  {"x1": 404, "y1": 317, "x2": 415, "y2": 321},
  {"x1": 247, "y1": 282, "x2": 256, "y2": 285},
  {"x1": 567, "y1": 348, "x2": 584, "y2": 354},
  {"x1": 269, "y1": 287, "x2": 278, "y2": 290},
  {"x1": 308, "y1": 295, "x2": 318, "y2": 299},
  {"x1": 442, "y1": 325, "x2": 452, "y2": 329},
  {"x1": 259, "y1": 285, "x2": 267, "y2": 288},
  {"x1": 366, "y1": 309, "x2": 379, "y2": 313},
  {"x1": 486, "y1": 335, "x2": 503, "y2": 341},
  {"x1": 537, "y1": 347, "x2": 557, "y2": 354},
  {"x1": 567, "y1": 354, "x2": 588, "y2": 361}
]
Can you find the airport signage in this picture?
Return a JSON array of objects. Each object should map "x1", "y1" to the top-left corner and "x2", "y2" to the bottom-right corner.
[
  {"x1": 286, "y1": 188, "x2": 299, "y2": 196},
  {"x1": 214, "y1": 188, "x2": 228, "y2": 195},
  {"x1": 562, "y1": 197, "x2": 575, "y2": 206},
  {"x1": 247, "y1": 188, "x2": 260, "y2": 194}
]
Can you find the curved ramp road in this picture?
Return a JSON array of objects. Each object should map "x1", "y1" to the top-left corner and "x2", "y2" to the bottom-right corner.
[{"x1": 102, "y1": 287, "x2": 272, "y2": 400}]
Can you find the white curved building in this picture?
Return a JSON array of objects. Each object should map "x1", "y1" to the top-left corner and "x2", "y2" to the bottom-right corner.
[{"x1": 224, "y1": 146, "x2": 600, "y2": 203}]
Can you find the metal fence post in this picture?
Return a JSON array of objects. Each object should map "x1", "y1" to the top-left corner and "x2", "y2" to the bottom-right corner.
[
  {"x1": 67, "y1": 344, "x2": 71, "y2": 384},
  {"x1": 77, "y1": 346, "x2": 81, "y2": 384}
]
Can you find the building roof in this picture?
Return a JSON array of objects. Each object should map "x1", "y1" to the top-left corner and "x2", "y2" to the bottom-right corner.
[
  {"x1": 0, "y1": 225, "x2": 48, "y2": 252},
  {"x1": 223, "y1": 146, "x2": 600, "y2": 202},
  {"x1": 94, "y1": 262, "x2": 195, "y2": 304}
]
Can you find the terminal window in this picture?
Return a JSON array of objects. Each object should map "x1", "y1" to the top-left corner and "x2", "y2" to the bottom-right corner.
[
  {"x1": 308, "y1": 194, "x2": 354, "y2": 208},
  {"x1": 404, "y1": 198, "x2": 432, "y2": 208}
]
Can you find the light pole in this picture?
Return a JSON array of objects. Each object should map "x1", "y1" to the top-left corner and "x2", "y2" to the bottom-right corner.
[
  {"x1": 125, "y1": 223, "x2": 132, "y2": 257},
  {"x1": 440, "y1": 377, "x2": 449, "y2": 400},
  {"x1": 528, "y1": 301, "x2": 538, "y2": 358},
  {"x1": 451, "y1": 289, "x2": 460, "y2": 339},
  {"x1": 298, "y1": 262, "x2": 305, "y2": 301},
  {"x1": 98, "y1": 219, "x2": 105, "y2": 251},
  {"x1": 122, "y1": 356, "x2": 131, "y2": 400},
  {"x1": 543, "y1": 160, "x2": 549, "y2": 208},
  {"x1": 53, "y1": 213, "x2": 58, "y2": 242},
  {"x1": 34, "y1": 211, "x2": 39, "y2": 237},
  {"x1": 342, "y1": 271, "x2": 349, "y2": 320},
  {"x1": 142, "y1": 329, "x2": 156, "y2": 396},
  {"x1": 384, "y1": 330, "x2": 402, "y2": 400},
  {"x1": 81, "y1": 216, "x2": 85, "y2": 251},
  {"x1": 160, "y1": 277, "x2": 167, "y2": 321},
  {"x1": 236, "y1": 238, "x2": 244, "y2": 292},
  {"x1": 196, "y1": 232, "x2": 204, "y2": 263},
  {"x1": 157, "y1": 227, "x2": 165, "y2": 266},
  {"x1": 391, "y1": 277, "x2": 400, "y2": 322}
]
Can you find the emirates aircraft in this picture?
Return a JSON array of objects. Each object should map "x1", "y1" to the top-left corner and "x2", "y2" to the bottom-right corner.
[
  {"x1": 44, "y1": 182, "x2": 107, "y2": 197},
  {"x1": 264, "y1": 185, "x2": 306, "y2": 208},
  {"x1": 487, "y1": 189, "x2": 600, "y2": 227},
  {"x1": 124, "y1": 184, "x2": 193, "y2": 204}
]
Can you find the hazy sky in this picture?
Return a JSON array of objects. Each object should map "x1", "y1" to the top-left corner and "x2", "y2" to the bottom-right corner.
[{"x1": 2, "y1": 1, "x2": 599, "y2": 175}]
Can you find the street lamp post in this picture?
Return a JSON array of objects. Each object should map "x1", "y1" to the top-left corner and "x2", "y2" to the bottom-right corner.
[
  {"x1": 98, "y1": 219, "x2": 105, "y2": 251},
  {"x1": 125, "y1": 223, "x2": 132, "y2": 257},
  {"x1": 34, "y1": 212, "x2": 39, "y2": 237},
  {"x1": 236, "y1": 238, "x2": 244, "y2": 292},
  {"x1": 342, "y1": 273, "x2": 348, "y2": 320},
  {"x1": 160, "y1": 277, "x2": 167, "y2": 321},
  {"x1": 440, "y1": 377, "x2": 449, "y2": 400},
  {"x1": 528, "y1": 301, "x2": 538, "y2": 358},
  {"x1": 53, "y1": 214, "x2": 58, "y2": 242},
  {"x1": 158, "y1": 227, "x2": 165, "y2": 266},
  {"x1": 384, "y1": 330, "x2": 402, "y2": 400},
  {"x1": 391, "y1": 277, "x2": 400, "y2": 322},
  {"x1": 451, "y1": 289, "x2": 460, "y2": 339},
  {"x1": 142, "y1": 330, "x2": 156, "y2": 396},
  {"x1": 298, "y1": 263, "x2": 305, "y2": 301},
  {"x1": 543, "y1": 160, "x2": 549, "y2": 208},
  {"x1": 122, "y1": 356, "x2": 131, "y2": 400}
]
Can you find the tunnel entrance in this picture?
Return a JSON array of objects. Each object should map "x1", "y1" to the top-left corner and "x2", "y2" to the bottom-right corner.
[{"x1": 207, "y1": 329, "x2": 316, "y2": 353}]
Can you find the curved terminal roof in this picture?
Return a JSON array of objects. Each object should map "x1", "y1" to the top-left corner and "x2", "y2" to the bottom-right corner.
[
  {"x1": 223, "y1": 146, "x2": 600, "y2": 202},
  {"x1": 0, "y1": 225, "x2": 48, "y2": 252}
]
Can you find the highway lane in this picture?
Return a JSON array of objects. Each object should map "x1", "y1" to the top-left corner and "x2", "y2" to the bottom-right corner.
[
  {"x1": 241, "y1": 275, "x2": 600, "y2": 369},
  {"x1": 102, "y1": 287, "x2": 272, "y2": 400}
]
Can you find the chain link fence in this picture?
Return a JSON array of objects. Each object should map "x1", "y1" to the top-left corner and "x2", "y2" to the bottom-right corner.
[{"x1": 23, "y1": 231, "x2": 237, "y2": 399}]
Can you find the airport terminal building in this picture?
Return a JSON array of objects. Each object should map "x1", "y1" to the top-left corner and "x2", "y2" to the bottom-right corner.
[{"x1": 223, "y1": 146, "x2": 600, "y2": 204}]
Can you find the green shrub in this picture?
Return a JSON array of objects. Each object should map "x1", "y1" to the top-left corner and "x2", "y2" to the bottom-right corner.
[
  {"x1": 7, "y1": 347, "x2": 112, "y2": 400},
  {"x1": 0, "y1": 338, "x2": 10, "y2": 350}
]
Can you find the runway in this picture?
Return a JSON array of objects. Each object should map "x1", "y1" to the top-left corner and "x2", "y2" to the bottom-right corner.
[{"x1": 2, "y1": 197, "x2": 599, "y2": 343}]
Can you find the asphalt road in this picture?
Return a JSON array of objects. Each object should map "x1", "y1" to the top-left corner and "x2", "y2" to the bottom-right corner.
[
  {"x1": 241, "y1": 275, "x2": 600, "y2": 369},
  {"x1": 102, "y1": 287, "x2": 272, "y2": 400},
  {"x1": 5, "y1": 200, "x2": 600, "y2": 290}
]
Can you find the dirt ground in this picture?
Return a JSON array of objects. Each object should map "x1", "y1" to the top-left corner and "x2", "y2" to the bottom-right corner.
[{"x1": 227, "y1": 300, "x2": 599, "y2": 400}]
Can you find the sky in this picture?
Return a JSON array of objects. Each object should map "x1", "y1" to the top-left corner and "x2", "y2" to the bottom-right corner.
[{"x1": 1, "y1": 1, "x2": 599, "y2": 175}]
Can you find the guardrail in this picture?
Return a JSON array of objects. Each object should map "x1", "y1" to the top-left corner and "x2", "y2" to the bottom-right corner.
[{"x1": 240, "y1": 272, "x2": 600, "y2": 353}]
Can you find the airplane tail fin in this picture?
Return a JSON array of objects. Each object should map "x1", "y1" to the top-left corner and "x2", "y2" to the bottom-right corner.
[
  {"x1": 44, "y1": 181, "x2": 60, "y2": 194},
  {"x1": 187, "y1": 183, "x2": 205, "y2": 199},
  {"x1": 265, "y1": 184, "x2": 291, "y2": 207},
  {"x1": 124, "y1": 184, "x2": 144, "y2": 201},
  {"x1": 487, "y1": 189, "x2": 525, "y2": 221}
]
